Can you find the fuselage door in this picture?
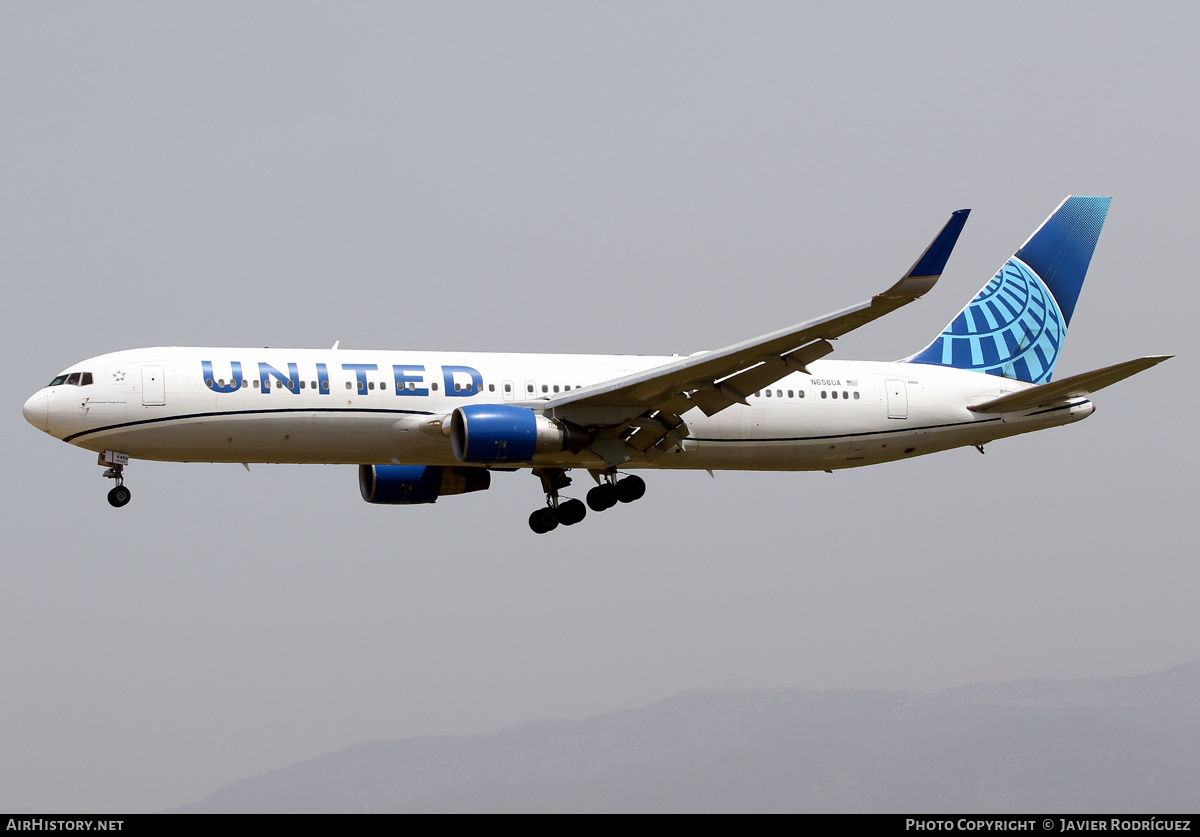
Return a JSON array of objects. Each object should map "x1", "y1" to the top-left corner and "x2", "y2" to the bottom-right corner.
[
  {"x1": 142, "y1": 365, "x2": 166, "y2": 406},
  {"x1": 885, "y1": 379, "x2": 908, "y2": 419}
]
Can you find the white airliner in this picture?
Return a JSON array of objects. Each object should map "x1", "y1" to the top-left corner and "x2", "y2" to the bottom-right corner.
[{"x1": 23, "y1": 196, "x2": 1168, "y2": 532}]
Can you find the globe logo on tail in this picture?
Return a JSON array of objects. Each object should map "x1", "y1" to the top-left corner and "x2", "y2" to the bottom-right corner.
[{"x1": 923, "y1": 256, "x2": 1065, "y2": 384}]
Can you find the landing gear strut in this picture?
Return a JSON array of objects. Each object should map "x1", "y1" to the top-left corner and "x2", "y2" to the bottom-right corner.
[
  {"x1": 528, "y1": 469, "x2": 646, "y2": 533},
  {"x1": 99, "y1": 451, "x2": 132, "y2": 508}
]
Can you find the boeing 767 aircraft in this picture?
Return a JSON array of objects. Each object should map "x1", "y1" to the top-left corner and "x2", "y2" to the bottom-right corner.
[{"x1": 23, "y1": 196, "x2": 1169, "y2": 532}]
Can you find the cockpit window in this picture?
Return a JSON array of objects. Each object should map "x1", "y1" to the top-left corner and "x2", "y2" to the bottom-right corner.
[{"x1": 48, "y1": 372, "x2": 94, "y2": 387}]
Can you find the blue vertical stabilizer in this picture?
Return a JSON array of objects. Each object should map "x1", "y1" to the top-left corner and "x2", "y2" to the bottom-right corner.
[{"x1": 904, "y1": 196, "x2": 1111, "y2": 384}]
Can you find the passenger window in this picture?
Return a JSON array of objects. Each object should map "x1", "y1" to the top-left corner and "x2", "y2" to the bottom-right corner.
[
  {"x1": 432, "y1": 383, "x2": 439, "y2": 391},
  {"x1": 787, "y1": 390, "x2": 793, "y2": 398},
  {"x1": 243, "y1": 380, "x2": 250, "y2": 388},
  {"x1": 526, "y1": 384, "x2": 534, "y2": 393},
  {"x1": 821, "y1": 391, "x2": 827, "y2": 399},
  {"x1": 553, "y1": 385, "x2": 559, "y2": 393},
  {"x1": 541, "y1": 385, "x2": 548, "y2": 393},
  {"x1": 776, "y1": 389, "x2": 782, "y2": 398},
  {"x1": 799, "y1": 390, "x2": 805, "y2": 398},
  {"x1": 765, "y1": 390, "x2": 772, "y2": 397},
  {"x1": 322, "y1": 381, "x2": 329, "y2": 391},
  {"x1": 843, "y1": 391, "x2": 848, "y2": 399},
  {"x1": 357, "y1": 381, "x2": 365, "y2": 391},
  {"x1": 831, "y1": 391, "x2": 838, "y2": 399},
  {"x1": 853, "y1": 391, "x2": 860, "y2": 400},
  {"x1": 369, "y1": 381, "x2": 375, "y2": 390},
  {"x1": 206, "y1": 378, "x2": 214, "y2": 387},
  {"x1": 490, "y1": 384, "x2": 496, "y2": 392},
  {"x1": 346, "y1": 381, "x2": 353, "y2": 390}
]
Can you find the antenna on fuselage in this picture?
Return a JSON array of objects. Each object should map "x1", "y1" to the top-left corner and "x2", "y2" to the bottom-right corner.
[{"x1": 331, "y1": 340, "x2": 340, "y2": 350}]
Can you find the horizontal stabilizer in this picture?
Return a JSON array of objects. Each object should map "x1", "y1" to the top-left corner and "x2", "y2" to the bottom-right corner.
[{"x1": 968, "y1": 355, "x2": 1171, "y2": 413}]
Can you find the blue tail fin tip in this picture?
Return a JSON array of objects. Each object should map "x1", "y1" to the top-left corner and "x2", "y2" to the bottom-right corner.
[
  {"x1": 904, "y1": 197, "x2": 1111, "y2": 385},
  {"x1": 1014, "y1": 195, "x2": 1111, "y2": 327}
]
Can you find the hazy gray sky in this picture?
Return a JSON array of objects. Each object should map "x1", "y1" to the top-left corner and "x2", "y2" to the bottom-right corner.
[{"x1": 3, "y1": 1, "x2": 1197, "y2": 812}]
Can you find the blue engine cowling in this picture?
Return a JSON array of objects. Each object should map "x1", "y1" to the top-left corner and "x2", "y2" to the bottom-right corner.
[
  {"x1": 358, "y1": 464, "x2": 490, "y2": 505},
  {"x1": 450, "y1": 404, "x2": 539, "y2": 464},
  {"x1": 450, "y1": 405, "x2": 590, "y2": 465}
]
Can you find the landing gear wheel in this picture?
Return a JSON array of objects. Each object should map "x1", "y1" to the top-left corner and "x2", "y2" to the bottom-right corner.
[
  {"x1": 587, "y1": 483, "x2": 619, "y2": 511},
  {"x1": 107, "y1": 485, "x2": 131, "y2": 508},
  {"x1": 616, "y1": 475, "x2": 646, "y2": 503},
  {"x1": 529, "y1": 507, "x2": 559, "y2": 534},
  {"x1": 558, "y1": 498, "x2": 587, "y2": 525}
]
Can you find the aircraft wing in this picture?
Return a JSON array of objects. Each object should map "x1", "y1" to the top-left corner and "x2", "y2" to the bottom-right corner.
[
  {"x1": 967, "y1": 355, "x2": 1172, "y2": 414},
  {"x1": 539, "y1": 209, "x2": 970, "y2": 463}
]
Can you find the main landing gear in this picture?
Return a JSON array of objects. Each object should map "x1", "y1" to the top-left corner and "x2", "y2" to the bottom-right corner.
[
  {"x1": 586, "y1": 473, "x2": 645, "y2": 510},
  {"x1": 99, "y1": 450, "x2": 132, "y2": 508},
  {"x1": 528, "y1": 468, "x2": 646, "y2": 534}
]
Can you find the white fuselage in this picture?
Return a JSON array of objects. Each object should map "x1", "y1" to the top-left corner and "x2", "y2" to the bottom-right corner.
[{"x1": 24, "y1": 347, "x2": 1094, "y2": 472}]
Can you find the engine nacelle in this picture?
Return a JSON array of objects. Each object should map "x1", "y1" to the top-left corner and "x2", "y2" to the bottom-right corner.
[
  {"x1": 358, "y1": 464, "x2": 490, "y2": 505},
  {"x1": 449, "y1": 404, "x2": 587, "y2": 464}
]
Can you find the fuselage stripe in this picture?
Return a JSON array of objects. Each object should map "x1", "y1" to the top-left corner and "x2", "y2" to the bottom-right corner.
[{"x1": 62, "y1": 407, "x2": 437, "y2": 443}]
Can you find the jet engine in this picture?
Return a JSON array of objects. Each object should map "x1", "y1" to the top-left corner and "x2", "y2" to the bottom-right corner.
[
  {"x1": 449, "y1": 404, "x2": 587, "y2": 464},
  {"x1": 358, "y1": 464, "x2": 490, "y2": 505}
]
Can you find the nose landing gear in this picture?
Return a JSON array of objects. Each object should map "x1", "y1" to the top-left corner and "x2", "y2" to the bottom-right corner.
[{"x1": 99, "y1": 450, "x2": 132, "y2": 508}]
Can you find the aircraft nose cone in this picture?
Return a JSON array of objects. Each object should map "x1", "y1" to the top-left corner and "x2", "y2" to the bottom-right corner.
[{"x1": 23, "y1": 391, "x2": 48, "y2": 431}]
